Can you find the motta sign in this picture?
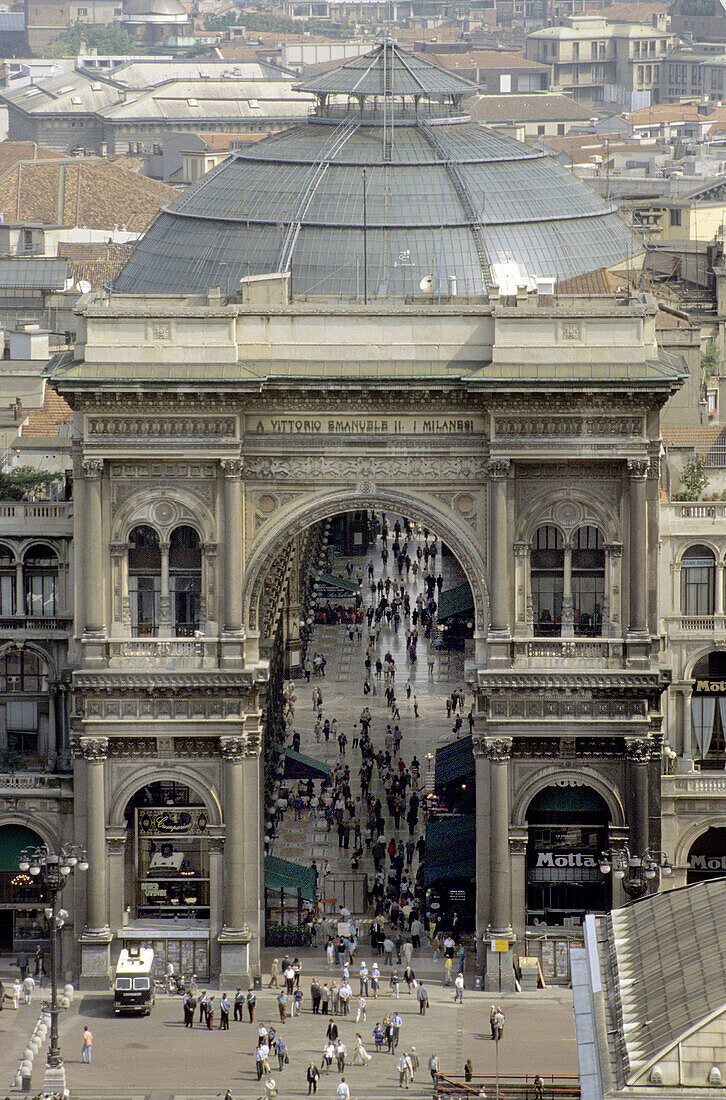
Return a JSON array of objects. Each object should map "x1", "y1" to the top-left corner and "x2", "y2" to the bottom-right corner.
[
  {"x1": 693, "y1": 680, "x2": 726, "y2": 693},
  {"x1": 688, "y1": 854, "x2": 726, "y2": 871},
  {"x1": 535, "y1": 852, "x2": 600, "y2": 869}
]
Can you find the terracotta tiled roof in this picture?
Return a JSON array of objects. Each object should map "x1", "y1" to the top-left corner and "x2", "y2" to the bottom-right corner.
[
  {"x1": 428, "y1": 49, "x2": 549, "y2": 70},
  {"x1": 57, "y1": 241, "x2": 136, "y2": 288},
  {"x1": 22, "y1": 387, "x2": 72, "y2": 438},
  {"x1": 663, "y1": 425, "x2": 726, "y2": 446},
  {"x1": 626, "y1": 104, "x2": 703, "y2": 125},
  {"x1": 601, "y1": 2, "x2": 667, "y2": 20},
  {"x1": 557, "y1": 268, "x2": 615, "y2": 294},
  {"x1": 0, "y1": 159, "x2": 176, "y2": 231},
  {"x1": 0, "y1": 142, "x2": 63, "y2": 174}
]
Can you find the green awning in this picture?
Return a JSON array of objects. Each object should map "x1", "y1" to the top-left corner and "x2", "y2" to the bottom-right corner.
[
  {"x1": 425, "y1": 814, "x2": 476, "y2": 886},
  {"x1": 315, "y1": 571, "x2": 358, "y2": 594},
  {"x1": 283, "y1": 749, "x2": 331, "y2": 778},
  {"x1": 435, "y1": 736, "x2": 474, "y2": 791},
  {"x1": 0, "y1": 824, "x2": 44, "y2": 872},
  {"x1": 265, "y1": 855, "x2": 317, "y2": 901},
  {"x1": 437, "y1": 583, "x2": 474, "y2": 620}
]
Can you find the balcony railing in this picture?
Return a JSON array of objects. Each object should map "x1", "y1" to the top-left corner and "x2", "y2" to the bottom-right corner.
[
  {"x1": 663, "y1": 615, "x2": 726, "y2": 634},
  {"x1": 107, "y1": 637, "x2": 218, "y2": 668},
  {"x1": 0, "y1": 614, "x2": 73, "y2": 632},
  {"x1": 513, "y1": 637, "x2": 624, "y2": 666},
  {"x1": 662, "y1": 773, "x2": 726, "y2": 794},
  {"x1": 0, "y1": 500, "x2": 72, "y2": 534},
  {"x1": 0, "y1": 772, "x2": 71, "y2": 793}
]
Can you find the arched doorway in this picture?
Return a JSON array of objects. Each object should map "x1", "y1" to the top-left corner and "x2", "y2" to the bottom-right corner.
[
  {"x1": 121, "y1": 780, "x2": 213, "y2": 982},
  {"x1": 690, "y1": 652, "x2": 726, "y2": 767},
  {"x1": 686, "y1": 827, "x2": 726, "y2": 884},
  {"x1": 0, "y1": 823, "x2": 46, "y2": 953},
  {"x1": 526, "y1": 784, "x2": 611, "y2": 928}
]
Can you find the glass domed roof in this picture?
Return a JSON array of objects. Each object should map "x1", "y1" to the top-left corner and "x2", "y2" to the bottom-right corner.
[{"x1": 114, "y1": 43, "x2": 637, "y2": 299}]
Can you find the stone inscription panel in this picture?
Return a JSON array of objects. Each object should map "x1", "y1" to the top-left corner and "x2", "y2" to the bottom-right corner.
[{"x1": 246, "y1": 413, "x2": 486, "y2": 435}]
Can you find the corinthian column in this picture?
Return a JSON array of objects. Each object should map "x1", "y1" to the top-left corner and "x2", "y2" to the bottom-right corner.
[
  {"x1": 221, "y1": 460, "x2": 243, "y2": 635},
  {"x1": 72, "y1": 735, "x2": 112, "y2": 989},
  {"x1": 627, "y1": 459, "x2": 649, "y2": 637},
  {"x1": 81, "y1": 459, "x2": 105, "y2": 635},
  {"x1": 219, "y1": 732, "x2": 256, "y2": 987},
  {"x1": 626, "y1": 737, "x2": 651, "y2": 856},
  {"x1": 482, "y1": 736, "x2": 516, "y2": 992}
]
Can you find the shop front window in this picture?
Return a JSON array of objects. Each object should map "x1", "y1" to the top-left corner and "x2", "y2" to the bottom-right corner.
[
  {"x1": 526, "y1": 784, "x2": 611, "y2": 928},
  {"x1": 125, "y1": 782, "x2": 210, "y2": 922}
]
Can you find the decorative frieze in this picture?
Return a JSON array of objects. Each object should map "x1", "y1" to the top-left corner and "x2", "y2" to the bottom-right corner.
[
  {"x1": 495, "y1": 415, "x2": 642, "y2": 439},
  {"x1": 240, "y1": 454, "x2": 488, "y2": 482},
  {"x1": 108, "y1": 738, "x2": 158, "y2": 757},
  {"x1": 109, "y1": 462, "x2": 218, "y2": 480},
  {"x1": 87, "y1": 416, "x2": 237, "y2": 439}
]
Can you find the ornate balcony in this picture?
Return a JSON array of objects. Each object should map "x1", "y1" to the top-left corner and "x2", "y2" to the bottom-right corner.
[
  {"x1": 0, "y1": 614, "x2": 73, "y2": 635},
  {"x1": 662, "y1": 773, "x2": 726, "y2": 796},
  {"x1": 106, "y1": 637, "x2": 219, "y2": 669},
  {"x1": 0, "y1": 501, "x2": 72, "y2": 536},
  {"x1": 512, "y1": 637, "x2": 624, "y2": 668}
]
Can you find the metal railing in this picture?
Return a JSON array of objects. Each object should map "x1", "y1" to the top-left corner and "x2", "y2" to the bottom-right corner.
[
  {"x1": 0, "y1": 614, "x2": 72, "y2": 631},
  {"x1": 436, "y1": 1074, "x2": 580, "y2": 1100}
]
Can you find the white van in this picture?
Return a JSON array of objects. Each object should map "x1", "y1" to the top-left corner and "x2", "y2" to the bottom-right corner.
[{"x1": 114, "y1": 946, "x2": 155, "y2": 1015}]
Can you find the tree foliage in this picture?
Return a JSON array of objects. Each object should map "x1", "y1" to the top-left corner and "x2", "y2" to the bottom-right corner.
[
  {"x1": 674, "y1": 455, "x2": 709, "y2": 501},
  {"x1": 0, "y1": 467, "x2": 59, "y2": 502},
  {"x1": 701, "y1": 341, "x2": 720, "y2": 395},
  {"x1": 46, "y1": 21, "x2": 135, "y2": 57}
]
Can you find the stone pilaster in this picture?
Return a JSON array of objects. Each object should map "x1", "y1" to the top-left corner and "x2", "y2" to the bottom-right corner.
[
  {"x1": 221, "y1": 460, "x2": 244, "y2": 666},
  {"x1": 626, "y1": 459, "x2": 649, "y2": 664},
  {"x1": 487, "y1": 459, "x2": 511, "y2": 666},
  {"x1": 72, "y1": 735, "x2": 112, "y2": 989},
  {"x1": 219, "y1": 734, "x2": 253, "y2": 987},
  {"x1": 626, "y1": 736, "x2": 651, "y2": 857}
]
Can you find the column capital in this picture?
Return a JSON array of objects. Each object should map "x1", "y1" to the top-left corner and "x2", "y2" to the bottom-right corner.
[
  {"x1": 478, "y1": 736, "x2": 513, "y2": 761},
  {"x1": 109, "y1": 541, "x2": 127, "y2": 559},
  {"x1": 513, "y1": 540, "x2": 530, "y2": 558},
  {"x1": 624, "y1": 737, "x2": 651, "y2": 764},
  {"x1": 81, "y1": 458, "x2": 104, "y2": 479},
  {"x1": 604, "y1": 542, "x2": 623, "y2": 557},
  {"x1": 71, "y1": 735, "x2": 109, "y2": 762},
  {"x1": 201, "y1": 541, "x2": 218, "y2": 556},
  {"x1": 487, "y1": 458, "x2": 510, "y2": 480},
  {"x1": 219, "y1": 735, "x2": 247, "y2": 760},
  {"x1": 627, "y1": 458, "x2": 649, "y2": 480},
  {"x1": 221, "y1": 459, "x2": 244, "y2": 479}
]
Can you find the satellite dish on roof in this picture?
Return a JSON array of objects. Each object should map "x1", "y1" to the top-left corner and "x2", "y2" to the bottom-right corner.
[{"x1": 419, "y1": 275, "x2": 436, "y2": 292}]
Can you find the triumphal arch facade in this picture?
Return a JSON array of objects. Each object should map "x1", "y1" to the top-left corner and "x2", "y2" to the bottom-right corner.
[{"x1": 50, "y1": 275, "x2": 684, "y2": 987}]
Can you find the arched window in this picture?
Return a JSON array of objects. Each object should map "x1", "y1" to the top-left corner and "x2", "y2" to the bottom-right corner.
[
  {"x1": 169, "y1": 525, "x2": 201, "y2": 637},
  {"x1": 0, "y1": 545, "x2": 15, "y2": 616},
  {"x1": 572, "y1": 526, "x2": 605, "y2": 637},
  {"x1": 531, "y1": 525, "x2": 563, "y2": 636},
  {"x1": 681, "y1": 544, "x2": 715, "y2": 616},
  {"x1": 23, "y1": 544, "x2": 58, "y2": 617},
  {"x1": 128, "y1": 525, "x2": 160, "y2": 637}
]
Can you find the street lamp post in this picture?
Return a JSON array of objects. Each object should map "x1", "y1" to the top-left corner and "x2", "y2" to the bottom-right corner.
[
  {"x1": 18, "y1": 844, "x2": 88, "y2": 1094},
  {"x1": 599, "y1": 845, "x2": 672, "y2": 900}
]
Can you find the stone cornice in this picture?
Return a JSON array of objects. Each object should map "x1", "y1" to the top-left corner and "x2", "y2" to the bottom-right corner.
[
  {"x1": 73, "y1": 670, "x2": 269, "y2": 693},
  {"x1": 467, "y1": 670, "x2": 671, "y2": 695}
]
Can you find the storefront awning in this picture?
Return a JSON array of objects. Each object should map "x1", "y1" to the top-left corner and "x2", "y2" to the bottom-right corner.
[
  {"x1": 264, "y1": 855, "x2": 317, "y2": 901},
  {"x1": 437, "y1": 583, "x2": 474, "y2": 621},
  {"x1": 315, "y1": 571, "x2": 358, "y2": 596},
  {"x1": 425, "y1": 814, "x2": 476, "y2": 886},
  {"x1": 0, "y1": 824, "x2": 43, "y2": 873},
  {"x1": 435, "y1": 735, "x2": 474, "y2": 792},
  {"x1": 283, "y1": 749, "x2": 332, "y2": 779}
]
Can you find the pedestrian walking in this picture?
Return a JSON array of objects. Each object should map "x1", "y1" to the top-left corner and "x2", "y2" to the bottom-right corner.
[
  {"x1": 534, "y1": 1075, "x2": 544, "y2": 1100},
  {"x1": 356, "y1": 994, "x2": 367, "y2": 1022},
  {"x1": 233, "y1": 988, "x2": 244, "y2": 1021},
  {"x1": 22, "y1": 975, "x2": 35, "y2": 1004},
  {"x1": 263, "y1": 1073, "x2": 278, "y2": 1100},
  {"x1": 429, "y1": 1053, "x2": 440, "y2": 1090},
  {"x1": 493, "y1": 1006, "x2": 505, "y2": 1039},
  {"x1": 417, "y1": 983, "x2": 429, "y2": 1015},
  {"x1": 277, "y1": 1037, "x2": 288, "y2": 1071},
  {"x1": 397, "y1": 1052, "x2": 413, "y2": 1088},
  {"x1": 336, "y1": 1077, "x2": 350, "y2": 1100},
  {"x1": 81, "y1": 1025, "x2": 93, "y2": 1064},
  {"x1": 453, "y1": 972, "x2": 464, "y2": 1003},
  {"x1": 247, "y1": 989, "x2": 257, "y2": 1021},
  {"x1": 268, "y1": 958, "x2": 279, "y2": 988},
  {"x1": 278, "y1": 989, "x2": 289, "y2": 1021},
  {"x1": 464, "y1": 1059, "x2": 473, "y2": 1082},
  {"x1": 307, "y1": 1062, "x2": 320, "y2": 1094},
  {"x1": 336, "y1": 1038, "x2": 347, "y2": 1072},
  {"x1": 219, "y1": 993, "x2": 230, "y2": 1029},
  {"x1": 322, "y1": 1041, "x2": 336, "y2": 1074},
  {"x1": 351, "y1": 1033, "x2": 372, "y2": 1065},
  {"x1": 410, "y1": 1047, "x2": 420, "y2": 1080}
]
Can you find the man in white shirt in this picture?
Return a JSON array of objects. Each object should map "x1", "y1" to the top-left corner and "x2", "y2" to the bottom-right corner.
[
  {"x1": 454, "y1": 972, "x2": 464, "y2": 1004},
  {"x1": 397, "y1": 1052, "x2": 413, "y2": 1088},
  {"x1": 336, "y1": 1077, "x2": 350, "y2": 1100}
]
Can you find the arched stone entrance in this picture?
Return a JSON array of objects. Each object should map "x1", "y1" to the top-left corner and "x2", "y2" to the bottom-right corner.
[
  {"x1": 524, "y1": 784, "x2": 611, "y2": 929},
  {"x1": 0, "y1": 823, "x2": 46, "y2": 954},
  {"x1": 242, "y1": 489, "x2": 489, "y2": 662}
]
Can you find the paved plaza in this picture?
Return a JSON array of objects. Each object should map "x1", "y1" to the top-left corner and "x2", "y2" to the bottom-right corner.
[
  {"x1": 1, "y1": 519, "x2": 580, "y2": 1097},
  {"x1": 1, "y1": 967, "x2": 577, "y2": 1099}
]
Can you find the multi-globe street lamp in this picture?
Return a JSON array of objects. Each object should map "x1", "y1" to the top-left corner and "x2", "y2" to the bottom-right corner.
[
  {"x1": 18, "y1": 844, "x2": 88, "y2": 1093},
  {"x1": 599, "y1": 845, "x2": 672, "y2": 899}
]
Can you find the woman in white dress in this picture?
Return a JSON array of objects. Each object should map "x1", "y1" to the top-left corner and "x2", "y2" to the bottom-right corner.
[{"x1": 351, "y1": 1033, "x2": 372, "y2": 1066}]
